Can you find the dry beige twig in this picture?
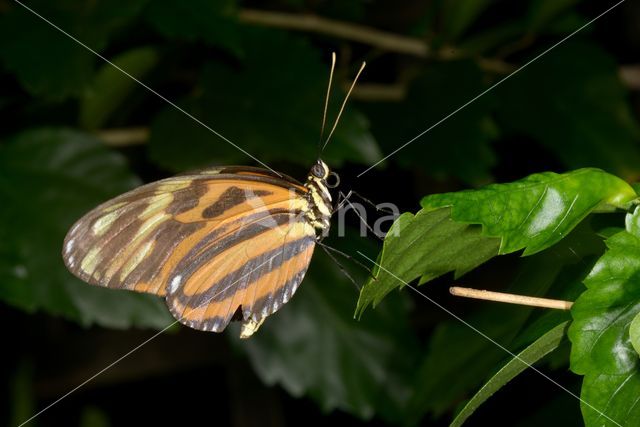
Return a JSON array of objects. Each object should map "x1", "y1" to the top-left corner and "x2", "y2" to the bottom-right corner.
[
  {"x1": 239, "y1": 9, "x2": 429, "y2": 57},
  {"x1": 96, "y1": 127, "x2": 149, "y2": 147},
  {"x1": 450, "y1": 286, "x2": 573, "y2": 310}
]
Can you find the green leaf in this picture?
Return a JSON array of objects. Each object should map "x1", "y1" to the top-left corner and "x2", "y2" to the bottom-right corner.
[
  {"x1": 405, "y1": 226, "x2": 598, "y2": 421},
  {"x1": 580, "y1": 372, "x2": 640, "y2": 427},
  {"x1": 357, "y1": 168, "x2": 634, "y2": 316},
  {"x1": 422, "y1": 168, "x2": 636, "y2": 255},
  {"x1": 450, "y1": 321, "x2": 569, "y2": 427},
  {"x1": 569, "y1": 213, "x2": 640, "y2": 375},
  {"x1": 80, "y1": 46, "x2": 159, "y2": 129},
  {"x1": 0, "y1": 128, "x2": 173, "y2": 329},
  {"x1": 363, "y1": 60, "x2": 496, "y2": 184},
  {"x1": 149, "y1": 28, "x2": 379, "y2": 171},
  {"x1": 0, "y1": 0, "x2": 147, "y2": 99},
  {"x1": 237, "y1": 249, "x2": 419, "y2": 421},
  {"x1": 144, "y1": 0, "x2": 240, "y2": 54},
  {"x1": 569, "y1": 206, "x2": 640, "y2": 426},
  {"x1": 355, "y1": 208, "x2": 500, "y2": 316},
  {"x1": 496, "y1": 41, "x2": 640, "y2": 179},
  {"x1": 631, "y1": 313, "x2": 640, "y2": 356}
]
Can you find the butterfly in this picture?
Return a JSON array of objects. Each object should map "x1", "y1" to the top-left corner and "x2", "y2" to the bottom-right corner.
[{"x1": 62, "y1": 54, "x2": 366, "y2": 338}]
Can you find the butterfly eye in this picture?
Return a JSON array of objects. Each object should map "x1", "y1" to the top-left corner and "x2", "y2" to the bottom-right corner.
[
  {"x1": 311, "y1": 163, "x2": 325, "y2": 178},
  {"x1": 326, "y1": 172, "x2": 340, "y2": 188}
]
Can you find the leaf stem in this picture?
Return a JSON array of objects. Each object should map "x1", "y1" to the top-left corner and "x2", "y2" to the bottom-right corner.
[
  {"x1": 239, "y1": 9, "x2": 430, "y2": 57},
  {"x1": 449, "y1": 286, "x2": 573, "y2": 310},
  {"x1": 96, "y1": 127, "x2": 149, "y2": 147}
]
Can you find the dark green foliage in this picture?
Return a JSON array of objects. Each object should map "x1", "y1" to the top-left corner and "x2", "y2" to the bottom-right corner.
[
  {"x1": 0, "y1": 129, "x2": 172, "y2": 328},
  {"x1": 144, "y1": 0, "x2": 240, "y2": 54},
  {"x1": 149, "y1": 28, "x2": 379, "y2": 171},
  {"x1": 359, "y1": 168, "x2": 640, "y2": 424},
  {"x1": 80, "y1": 47, "x2": 160, "y2": 129},
  {"x1": 496, "y1": 42, "x2": 640, "y2": 178},
  {"x1": 240, "y1": 254, "x2": 419, "y2": 420},
  {"x1": 450, "y1": 321, "x2": 570, "y2": 427},
  {"x1": 2, "y1": 0, "x2": 640, "y2": 426},
  {"x1": 401, "y1": 226, "x2": 600, "y2": 423},
  {"x1": 363, "y1": 61, "x2": 496, "y2": 184},
  {"x1": 0, "y1": 0, "x2": 148, "y2": 99}
]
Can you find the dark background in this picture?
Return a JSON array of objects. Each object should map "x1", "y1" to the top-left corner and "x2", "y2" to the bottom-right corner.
[{"x1": 1, "y1": 0, "x2": 640, "y2": 426}]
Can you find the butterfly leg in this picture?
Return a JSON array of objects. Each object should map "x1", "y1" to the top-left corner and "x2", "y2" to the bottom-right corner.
[
  {"x1": 318, "y1": 244, "x2": 362, "y2": 291},
  {"x1": 346, "y1": 190, "x2": 396, "y2": 215},
  {"x1": 317, "y1": 241, "x2": 377, "y2": 283},
  {"x1": 337, "y1": 191, "x2": 384, "y2": 241},
  {"x1": 332, "y1": 189, "x2": 352, "y2": 214}
]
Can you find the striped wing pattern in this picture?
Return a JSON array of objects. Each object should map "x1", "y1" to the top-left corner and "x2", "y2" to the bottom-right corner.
[{"x1": 62, "y1": 167, "x2": 317, "y2": 333}]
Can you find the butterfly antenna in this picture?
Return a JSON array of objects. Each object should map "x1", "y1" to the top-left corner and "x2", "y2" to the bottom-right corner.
[
  {"x1": 322, "y1": 61, "x2": 366, "y2": 152},
  {"x1": 318, "y1": 52, "x2": 337, "y2": 154}
]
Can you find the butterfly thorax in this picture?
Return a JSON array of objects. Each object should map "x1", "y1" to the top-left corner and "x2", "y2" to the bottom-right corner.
[{"x1": 304, "y1": 160, "x2": 333, "y2": 237}]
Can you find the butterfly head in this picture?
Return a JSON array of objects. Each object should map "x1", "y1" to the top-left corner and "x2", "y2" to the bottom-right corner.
[
  {"x1": 309, "y1": 159, "x2": 339, "y2": 188},
  {"x1": 310, "y1": 159, "x2": 330, "y2": 180}
]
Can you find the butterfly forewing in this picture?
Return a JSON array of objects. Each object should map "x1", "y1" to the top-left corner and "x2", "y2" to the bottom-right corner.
[{"x1": 62, "y1": 166, "x2": 317, "y2": 334}]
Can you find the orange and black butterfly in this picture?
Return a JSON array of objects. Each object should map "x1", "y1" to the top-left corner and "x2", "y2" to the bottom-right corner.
[{"x1": 62, "y1": 55, "x2": 365, "y2": 338}]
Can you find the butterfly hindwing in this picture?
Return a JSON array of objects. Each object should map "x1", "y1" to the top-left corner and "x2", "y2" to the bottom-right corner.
[
  {"x1": 166, "y1": 211, "x2": 316, "y2": 331},
  {"x1": 62, "y1": 167, "x2": 317, "y2": 331}
]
